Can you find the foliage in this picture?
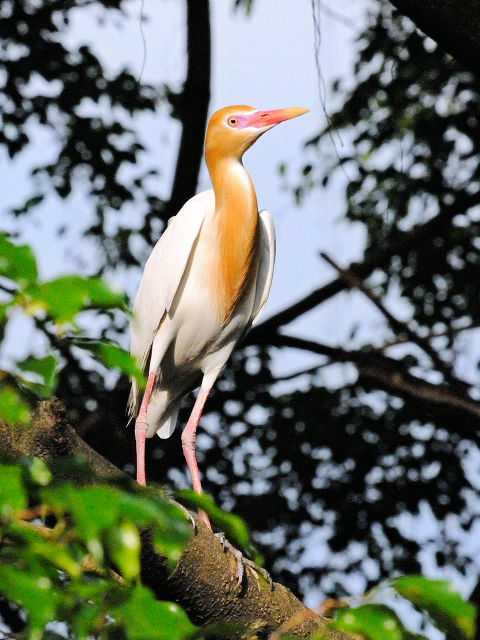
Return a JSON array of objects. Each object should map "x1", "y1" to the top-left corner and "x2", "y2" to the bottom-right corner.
[
  {"x1": 332, "y1": 576, "x2": 476, "y2": 640},
  {"x1": 0, "y1": 232, "x2": 143, "y2": 426},
  {"x1": 0, "y1": 458, "x2": 198, "y2": 640}
]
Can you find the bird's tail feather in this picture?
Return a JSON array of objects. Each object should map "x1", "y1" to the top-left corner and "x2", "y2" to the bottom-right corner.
[{"x1": 156, "y1": 402, "x2": 180, "y2": 439}]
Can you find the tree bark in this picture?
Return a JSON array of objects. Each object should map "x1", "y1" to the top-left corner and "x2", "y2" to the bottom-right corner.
[
  {"x1": 0, "y1": 399, "x2": 352, "y2": 640},
  {"x1": 388, "y1": 0, "x2": 480, "y2": 76}
]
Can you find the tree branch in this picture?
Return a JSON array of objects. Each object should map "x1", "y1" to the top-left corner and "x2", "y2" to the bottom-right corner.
[
  {"x1": 319, "y1": 251, "x2": 466, "y2": 392},
  {"x1": 248, "y1": 198, "x2": 479, "y2": 343},
  {"x1": 268, "y1": 334, "x2": 480, "y2": 437},
  {"x1": 0, "y1": 399, "x2": 351, "y2": 640},
  {"x1": 165, "y1": 0, "x2": 211, "y2": 220}
]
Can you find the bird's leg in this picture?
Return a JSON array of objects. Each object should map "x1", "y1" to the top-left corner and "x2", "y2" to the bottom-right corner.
[
  {"x1": 135, "y1": 371, "x2": 156, "y2": 486},
  {"x1": 181, "y1": 385, "x2": 211, "y2": 529}
]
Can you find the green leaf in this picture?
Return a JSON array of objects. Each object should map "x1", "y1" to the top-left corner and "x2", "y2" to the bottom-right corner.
[
  {"x1": 27, "y1": 275, "x2": 127, "y2": 322},
  {"x1": 391, "y1": 575, "x2": 476, "y2": 640},
  {"x1": 333, "y1": 604, "x2": 405, "y2": 640},
  {"x1": 43, "y1": 485, "x2": 122, "y2": 559},
  {"x1": 117, "y1": 492, "x2": 192, "y2": 566},
  {"x1": 77, "y1": 340, "x2": 145, "y2": 386},
  {"x1": 0, "y1": 464, "x2": 27, "y2": 516},
  {"x1": 176, "y1": 490, "x2": 260, "y2": 564},
  {"x1": 105, "y1": 519, "x2": 141, "y2": 581},
  {"x1": 0, "y1": 233, "x2": 38, "y2": 287},
  {"x1": 0, "y1": 565, "x2": 58, "y2": 639},
  {"x1": 116, "y1": 585, "x2": 197, "y2": 640},
  {"x1": 17, "y1": 354, "x2": 59, "y2": 397},
  {"x1": 0, "y1": 384, "x2": 31, "y2": 425},
  {"x1": 22, "y1": 457, "x2": 52, "y2": 487}
]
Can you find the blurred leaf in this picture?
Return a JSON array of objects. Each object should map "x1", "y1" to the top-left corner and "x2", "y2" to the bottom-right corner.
[
  {"x1": 117, "y1": 492, "x2": 192, "y2": 566},
  {"x1": 176, "y1": 490, "x2": 260, "y2": 564},
  {"x1": 77, "y1": 340, "x2": 145, "y2": 386},
  {"x1": 333, "y1": 604, "x2": 407, "y2": 640},
  {"x1": 0, "y1": 384, "x2": 31, "y2": 425},
  {"x1": 22, "y1": 457, "x2": 52, "y2": 487},
  {"x1": 27, "y1": 275, "x2": 127, "y2": 322},
  {"x1": 17, "y1": 354, "x2": 59, "y2": 397},
  {"x1": 0, "y1": 233, "x2": 38, "y2": 287},
  {"x1": 0, "y1": 565, "x2": 58, "y2": 637},
  {"x1": 116, "y1": 585, "x2": 197, "y2": 640},
  {"x1": 105, "y1": 519, "x2": 141, "y2": 581},
  {"x1": 0, "y1": 464, "x2": 27, "y2": 515},
  {"x1": 391, "y1": 576, "x2": 476, "y2": 640}
]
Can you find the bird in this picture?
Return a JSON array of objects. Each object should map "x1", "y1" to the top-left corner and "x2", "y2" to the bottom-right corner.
[{"x1": 129, "y1": 105, "x2": 308, "y2": 529}]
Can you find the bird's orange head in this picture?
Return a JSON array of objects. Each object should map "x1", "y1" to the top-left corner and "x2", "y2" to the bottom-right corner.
[{"x1": 205, "y1": 105, "x2": 308, "y2": 168}]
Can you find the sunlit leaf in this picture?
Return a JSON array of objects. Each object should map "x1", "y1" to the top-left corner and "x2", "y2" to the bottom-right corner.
[
  {"x1": 77, "y1": 340, "x2": 145, "y2": 385},
  {"x1": 22, "y1": 457, "x2": 52, "y2": 487},
  {"x1": 0, "y1": 464, "x2": 27, "y2": 515},
  {"x1": 105, "y1": 519, "x2": 141, "y2": 581},
  {"x1": 0, "y1": 384, "x2": 31, "y2": 425},
  {"x1": 17, "y1": 354, "x2": 60, "y2": 397},
  {"x1": 391, "y1": 576, "x2": 476, "y2": 640},
  {"x1": 116, "y1": 585, "x2": 197, "y2": 640},
  {"x1": 27, "y1": 275, "x2": 127, "y2": 322},
  {"x1": 0, "y1": 233, "x2": 38, "y2": 287},
  {"x1": 333, "y1": 604, "x2": 406, "y2": 640}
]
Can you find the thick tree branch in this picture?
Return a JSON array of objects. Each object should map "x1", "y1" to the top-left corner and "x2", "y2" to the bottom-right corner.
[
  {"x1": 387, "y1": 0, "x2": 480, "y2": 76},
  {"x1": 0, "y1": 400, "x2": 351, "y2": 640}
]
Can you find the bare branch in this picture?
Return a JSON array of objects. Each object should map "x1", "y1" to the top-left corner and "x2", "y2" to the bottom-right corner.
[
  {"x1": 269, "y1": 334, "x2": 480, "y2": 435},
  {"x1": 319, "y1": 251, "x2": 465, "y2": 391}
]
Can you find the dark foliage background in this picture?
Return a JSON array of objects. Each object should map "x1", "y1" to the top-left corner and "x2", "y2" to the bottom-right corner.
[{"x1": 2, "y1": 0, "x2": 480, "y2": 607}]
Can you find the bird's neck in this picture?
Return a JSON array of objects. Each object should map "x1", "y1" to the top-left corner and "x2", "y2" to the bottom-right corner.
[{"x1": 207, "y1": 156, "x2": 260, "y2": 320}]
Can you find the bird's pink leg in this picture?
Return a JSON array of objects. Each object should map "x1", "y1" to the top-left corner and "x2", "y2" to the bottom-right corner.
[
  {"x1": 135, "y1": 371, "x2": 156, "y2": 486},
  {"x1": 181, "y1": 386, "x2": 212, "y2": 529}
]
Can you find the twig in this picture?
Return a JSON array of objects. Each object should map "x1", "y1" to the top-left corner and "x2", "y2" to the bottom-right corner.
[
  {"x1": 248, "y1": 193, "x2": 480, "y2": 343},
  {"x1": 375, "y1": 320, "x2": 479, "y2": 351},
  {"x1": 320, "y1": 251, "x2": 467, "y2": 392}
]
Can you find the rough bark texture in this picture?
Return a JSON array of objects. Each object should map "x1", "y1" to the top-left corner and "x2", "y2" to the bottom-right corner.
[
  {"x1": 0, "y1": 399, "x2": 351, "y2": 640},
  {"x1": 388, "y1": 0, "x2": 480, "y2": 75}
]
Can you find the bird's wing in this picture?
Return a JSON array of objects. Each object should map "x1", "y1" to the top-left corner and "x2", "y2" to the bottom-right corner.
[
  {"x1": 130, "y1": 189, "x2": 215, "y2": 366},
  {"x1": 251, "y1": 209, "x2": 276, "y2": 326}
]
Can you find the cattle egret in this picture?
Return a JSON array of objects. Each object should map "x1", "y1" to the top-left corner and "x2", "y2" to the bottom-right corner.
[{"x1": 129, "y1": 105, "x2": 308, "y2": 528}]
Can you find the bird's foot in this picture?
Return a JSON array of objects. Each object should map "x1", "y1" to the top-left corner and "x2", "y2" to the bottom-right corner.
[{"x1": 214, "y1": 532, "x2": 273, "y2": 590}]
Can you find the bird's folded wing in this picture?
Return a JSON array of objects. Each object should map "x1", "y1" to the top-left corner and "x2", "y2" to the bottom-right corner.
[
  {"x1": 131, "y1": 189, "x2": 215, "y2": 364},
  {"x1": 251, "y1": 209, "x2": 276, "y2": 326}
]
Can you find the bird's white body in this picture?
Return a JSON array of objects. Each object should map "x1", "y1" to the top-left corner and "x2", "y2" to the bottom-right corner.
[
  {"x1": 129, "y1": 104, "x2": 307, "y2": 511},
  {"x1": 129, "y1": 188, "x2": 275, "y2": 439}
]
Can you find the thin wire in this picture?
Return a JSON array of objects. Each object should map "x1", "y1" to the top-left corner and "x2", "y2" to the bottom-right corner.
[
  {"x1": 310, "y1": 0, "x2": 350, "y2": 180},
  {"x1": 137, "y1": 0, "x2": 147, "y2": 85}
]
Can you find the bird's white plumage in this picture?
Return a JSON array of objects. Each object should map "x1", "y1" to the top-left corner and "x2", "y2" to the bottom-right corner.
[{"x1": 129, "y1": 189, "x2": 275, "y2": 439}]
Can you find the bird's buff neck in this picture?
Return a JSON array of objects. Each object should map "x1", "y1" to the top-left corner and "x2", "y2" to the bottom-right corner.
[{"x1": 206, "y1": 155, "x2": 260, "y2": 321}]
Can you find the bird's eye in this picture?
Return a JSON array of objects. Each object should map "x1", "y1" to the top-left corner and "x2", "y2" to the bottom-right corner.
[{"x1": 227, "y1": 116, "x2": 239, "y2": 127}]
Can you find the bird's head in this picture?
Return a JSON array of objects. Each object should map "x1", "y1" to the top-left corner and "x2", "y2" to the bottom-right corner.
[{"x1": 205, "y1": 105, "x2": 308, "y2": 166}]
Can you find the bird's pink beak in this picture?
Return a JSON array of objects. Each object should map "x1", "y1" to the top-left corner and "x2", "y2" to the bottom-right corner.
[{"x1": 241, "y1": 107, "x2": 309, "y2": 129}]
